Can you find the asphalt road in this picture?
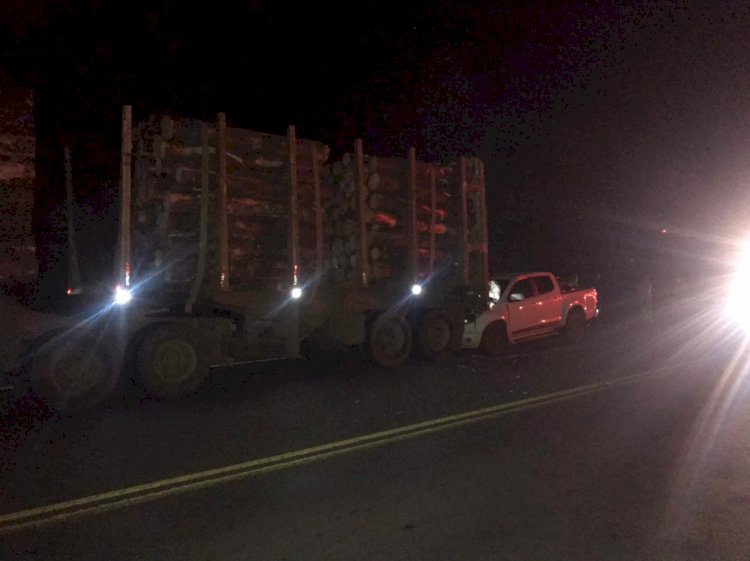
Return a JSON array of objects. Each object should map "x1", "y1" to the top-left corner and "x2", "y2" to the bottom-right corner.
[{"x1": 2, "y1": 310, "x2": 750, "y2": 560}]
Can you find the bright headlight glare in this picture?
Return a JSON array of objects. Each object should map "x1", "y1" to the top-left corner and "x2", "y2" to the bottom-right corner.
[
  {"x1": 114, "y1": 285, "x2": 132, "y2": 305},
  {"x1": 411, "y1": 284, "x2": 423, "y2": 296},
  {"x1": 727, "y1": 242, "x2": 750, "y2": 328},
  {"x1": 291, "y1": 287, "x2": 303, "y2": 299}
]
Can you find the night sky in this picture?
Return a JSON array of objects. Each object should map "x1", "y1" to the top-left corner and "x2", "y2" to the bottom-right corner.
[{"x1": 2, "y1": 1, "x2": 749, "y2": 292}]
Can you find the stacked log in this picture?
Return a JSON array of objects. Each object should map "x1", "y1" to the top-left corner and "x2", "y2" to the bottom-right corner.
[
  {"x1": 0, "y1": 177, "x2": 37, "y2": 284},
  {"x1": 131, "y1": 116, "x2": 218, "y2": 293},
  {"x1": 294, "y1": 136, "x2": 331, "y2": 284},
  {"x1": 0, "y1": 121, "x2": 36, "y2": 284},
  {"x1": 0, "y1": 89, "x2": 36, "y2": 286},
  {"x1": 368, "y1": 157, "x2": 410, "y2": 283},
  {"x1": 323, "y1": 154, "x2": 397, "y2": 283},
  {"x1": 323, "y1": 152, "x2": 460, "y2": 285},
  {"x1": 0, "y1": 134, "x2": 34, "y2": 181},
  {"x1": 415, "y1": 161, "x2": 461, "y2": 278},
  {"x1": 131, "y1": 114, "x2": 329, "y2": 295},
  {"x1": 225, "y1": 126, "x2": 329, "y2": 287}
]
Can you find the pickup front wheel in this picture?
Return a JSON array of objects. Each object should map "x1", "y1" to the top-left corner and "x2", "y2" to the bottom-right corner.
[{"x1": 480, "y1": 321, "x2": 508, "y2": 356}]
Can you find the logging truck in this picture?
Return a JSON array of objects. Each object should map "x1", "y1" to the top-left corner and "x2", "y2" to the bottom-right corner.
[{"x1": 7, "y1": 106, "x2": 489, "y2": 411}]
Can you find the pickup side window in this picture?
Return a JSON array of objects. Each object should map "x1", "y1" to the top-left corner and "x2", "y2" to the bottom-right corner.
[
  {"x1": 533, "y1": 275, "x2": 555, "y2": 295},
  {"x1": 509, "y1": 278, "x2": 534, "y2": 300}
]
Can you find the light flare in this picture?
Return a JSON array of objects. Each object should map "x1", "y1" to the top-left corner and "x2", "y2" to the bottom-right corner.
[
  {"x1": 726, "y1": 242, "x2": 750, "y2": 330},
  {"x1": 114, "y1": 285, "x2": 132, "y2": 305}
]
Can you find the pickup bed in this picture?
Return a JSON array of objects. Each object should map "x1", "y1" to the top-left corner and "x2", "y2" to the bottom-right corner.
[{"x1": 461, "y1": 271, "x2": 598, "y2": 354}]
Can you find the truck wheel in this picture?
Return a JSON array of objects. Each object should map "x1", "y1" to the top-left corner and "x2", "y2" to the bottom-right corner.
[
  {"x1": 29, "y1": 334, "x2": 118, "y2": 412},
  {"x1": 480, "y1": 321, "x2": 508, "y2": 356},
  {"x1": 565, "y1": 309, "x2": 586, "y2": 344},
  {"x1": 135, "y1": 324, "x2": 210, "y2": 398},
  {"x1": 367, "y1": 313, "x2": 412, "y2": 369},
  {"x1": 416, "y1": 309, "x2": 453, "y2": 361}
]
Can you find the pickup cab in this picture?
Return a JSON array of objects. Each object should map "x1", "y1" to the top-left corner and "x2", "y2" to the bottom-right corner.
[{"x1": 461, "y1": 272, "x2": 599, "y2": 354}]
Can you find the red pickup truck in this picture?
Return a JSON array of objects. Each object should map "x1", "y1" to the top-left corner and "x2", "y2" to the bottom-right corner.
[{"x1": 461, "y1": 271, "x2": 599, "y2": 354}]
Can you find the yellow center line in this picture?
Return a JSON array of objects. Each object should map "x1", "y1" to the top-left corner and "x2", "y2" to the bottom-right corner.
[{"x1": 0, "y1": 367, "x2": 672, "y2": 533}]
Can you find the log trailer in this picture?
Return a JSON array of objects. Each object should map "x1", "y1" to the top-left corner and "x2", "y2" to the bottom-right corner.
[{"x1": 15, "y1": 106, "x2": 489, "y2": 410}]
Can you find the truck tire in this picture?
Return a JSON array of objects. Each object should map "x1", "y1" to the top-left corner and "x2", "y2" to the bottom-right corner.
[
  {"x1": 367, "y1": 313, "x2": 412, "y2": 369},
  {"x1": 416, "y1": 309, "x2": 453, "y2": 361},
  {"x1": 29, "y1": 334, "x2": 118, "y2": 412},
  {"x1": 480, "y1": 321, "x2": 508, "y2": 356},
  {"x1": 135, "y1": 323, "x2": 210, "y2": 398},
  {"x1": 564, "y1": 308, "x2": 586, "y2": 344}
]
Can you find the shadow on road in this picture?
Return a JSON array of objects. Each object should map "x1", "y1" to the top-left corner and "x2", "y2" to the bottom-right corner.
[{"x1": 1, "y1": 301, "x2": 741, "y2": 464}]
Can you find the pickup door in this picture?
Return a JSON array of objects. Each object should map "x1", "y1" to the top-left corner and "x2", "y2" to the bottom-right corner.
[{"x1": 507, "y1": 274, "x2": 562, "y2": 340}]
